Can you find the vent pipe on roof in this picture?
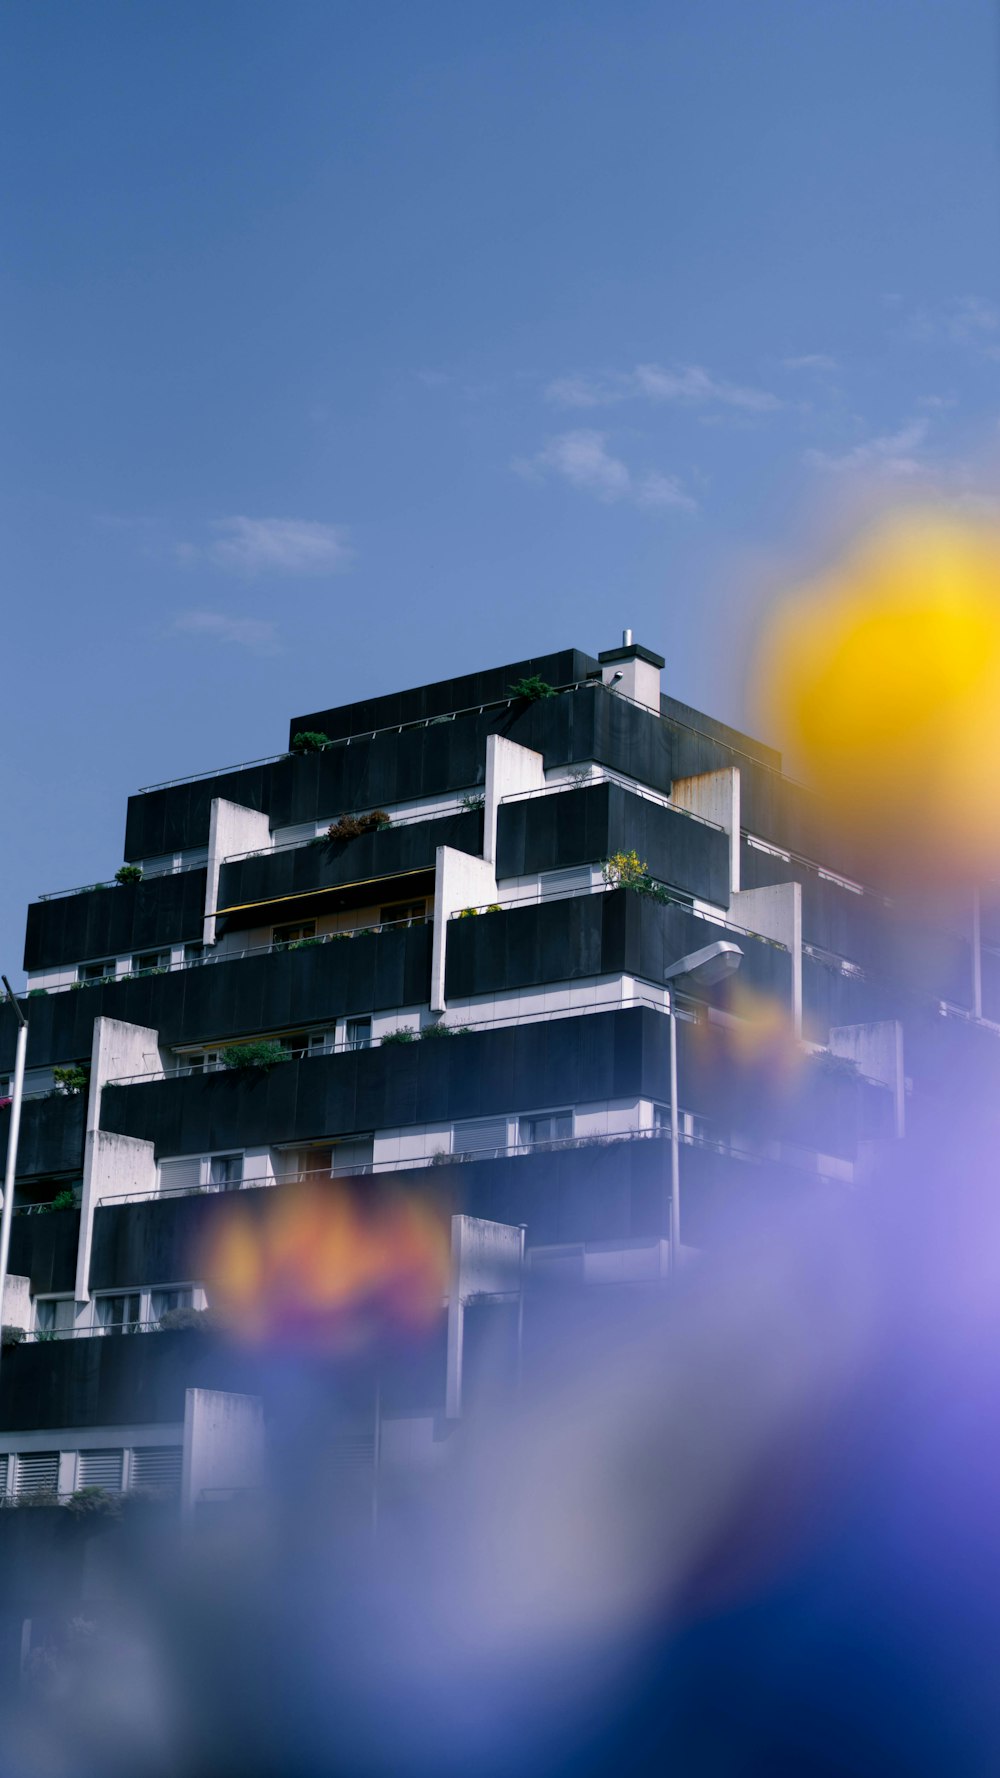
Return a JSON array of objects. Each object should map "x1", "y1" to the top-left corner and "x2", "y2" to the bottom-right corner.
[{"x1": 623, "y1": 628, "x2": 633, "y2": 646}]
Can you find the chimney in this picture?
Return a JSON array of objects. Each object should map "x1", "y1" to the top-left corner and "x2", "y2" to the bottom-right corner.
[{"x1": 598, "y1": 632, "x2": 664, "y2": 715}]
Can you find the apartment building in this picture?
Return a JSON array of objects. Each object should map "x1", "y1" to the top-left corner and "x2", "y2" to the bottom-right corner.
[{"x1": 0, "y1": 634, "x2": 996, "y2": 1530}]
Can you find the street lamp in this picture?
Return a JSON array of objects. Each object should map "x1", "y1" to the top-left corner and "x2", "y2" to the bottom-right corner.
[
  {"x1": 0, "y1": 976, "x2": 28, "y2": 1365},
  {"x1": 663, "y1": 941, "x2": 743, "y2": 1276}
]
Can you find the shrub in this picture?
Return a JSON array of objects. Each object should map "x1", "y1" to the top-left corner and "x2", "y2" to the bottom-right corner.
[
  {"x1": 286, "y1": 936, "x2": 326, "y2": 950},
  {"x1": 53, "y1": 1065, "x2": 89, "y2": 1096},
  {"x1": 453, "y1": 904, "x2": 502, "y2": 919},
  {"x1": 509, "y1": 674, "x2": 556, "y2": 701},
  {"x1": 27, "y1": 989, "x2": 47, "y2": 998},
  {"x1": 380, "y1": 1028, "x2": 416, "y2": 1045},
  {"x1": 157, "y1": 1306, "x2": 220, "y2": 1333},
  {"x1": 14, "y1": 1488, "x2": 61, "y2": 1509},
  {"x1": 419, "y1": 1022, "x2": 466, "y2": 1039},
  {"x1": 325, "y1": 810, "x2": 391, "y2": 841},
  {"x1": 1, "y1": 1325, "x2": 24, "y2": 1348},
  {"x1": 290, "y1": 731, "x2": 331, "y2": 755},
  {"x1": 49, "y1": 1189, "x2": 78, "y2": 1212},
  {"x1": 66, "y1": 1487, "x2": 122, "y2": 1519},
  {"x1": 460, "y1": 793, "x2": 486, "y2": 812},
  {"x1": 114, "y1": 864, "x2": 143, "y2": 886},
  {"x1": 220, "y1": 1041, "x2": 290, "y2": 1072}
]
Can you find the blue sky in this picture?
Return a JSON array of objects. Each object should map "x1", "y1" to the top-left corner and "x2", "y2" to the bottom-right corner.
[{"x1": 3, "y1": 0, "x2": 1000, "y2": 963}]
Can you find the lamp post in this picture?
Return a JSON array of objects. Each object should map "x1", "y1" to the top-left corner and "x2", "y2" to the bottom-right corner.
[
  {"x1": 0, "y1": 976, "x2": 28, "y2": 1366},
  {"x1": 662, "y1": 941, "x2": 743, "y2": 1277}
]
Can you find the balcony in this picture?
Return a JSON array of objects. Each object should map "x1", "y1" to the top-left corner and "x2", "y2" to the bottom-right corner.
[{"x1": 215, "y1": 807, "x2": 482, "y2": 934}]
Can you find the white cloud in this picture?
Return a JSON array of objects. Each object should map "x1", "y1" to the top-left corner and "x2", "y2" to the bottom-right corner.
[
  {"x1": 544, "y1": 362, "x2": 781, "y2": 413},
  {"x1": 514, "y1": 429, "x2": 697, "y2": 512},
  {"x1": 782, "y1": 354, "x2": 838, "y2": 372},
  {"x1": 169, "y1": 611, "x2": 282, "y2": 655},
  {"x1": 192, "y1": 516, "x2": 353, "y2": 576},
  {"x1": 903, "y1": 296, "x2": 1000, "y2": 359},
  {"x1": 804, "y1": 418, "x2": 929, "y2": 479}
]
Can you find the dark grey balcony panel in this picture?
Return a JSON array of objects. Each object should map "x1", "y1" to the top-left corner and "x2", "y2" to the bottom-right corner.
[
  {"x1": 0, "y1": 1330, "x2": 256, "y2": 1432},
  {"x1": 291, "y1": 648, "x2": 599, "y2": 744},
  {"x1": 24, "y1": 869, "x2": 208, "y2": 974},
  {"x1": 444, "y1": 889, "x2": 793, "y2": 1008},
  {"x1": 677, "y1": 1015, "x2": 895, "y2": 1155},
  {"x1": 9, "y1": 1206, "x2": 80, "y2": 1295},
  {"x1": 662, "y1": 696, "x2": 781, "y2": 772},
  {"x1": 801, "y1": 955, "x2": 900, "y2": 1046},
  {"x1": 1, "y1": 925, "x2": 434, "y2": 1072},
  {"x1": 0, "y1": 1095, "x2": 85, "y2": 1182},
  {"x1": 124, "y1": 689, "x2": 673, "y2": 862},
  {"x1": 496, "y1": 782, "x2": 728, "y2": 901},
  {"x1": 217, "y1": 809, "x2": 482, "y2": 921},
  {"x1": 100, "y1": 1008, "x2": 671, "y2": 1157}
]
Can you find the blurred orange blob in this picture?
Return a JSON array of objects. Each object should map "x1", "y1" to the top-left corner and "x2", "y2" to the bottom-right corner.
[
  {"x1": 753, "y1": 513, "x2": 1000, "y2": 882},
  {"x1": 199, "y1": 1181, "x2": 451, "y2": 1352}
]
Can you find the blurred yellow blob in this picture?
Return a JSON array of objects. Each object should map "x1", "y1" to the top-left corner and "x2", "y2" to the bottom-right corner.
[
  {"x1": 200, "y1": 1181, "x2": 451, "y2": 1351},
  {"x1": 754, "y1": 513, "x2": 1000, "y2": 881}
]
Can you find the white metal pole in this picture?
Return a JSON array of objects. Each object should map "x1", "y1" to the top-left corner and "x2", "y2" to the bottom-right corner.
[
  {"x1": 0, "y1": 983, "x2": 29, "y2": 1358},
  {"x1": 668, "y1": 996, "x2": 679, "y2": 1278}
]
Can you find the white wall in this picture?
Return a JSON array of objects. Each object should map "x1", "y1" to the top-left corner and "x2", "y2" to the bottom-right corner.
[
  {"x1": 829, "y1": 1020, "x2": 906, "y2": 1138},
  {"x1": 446, "y1": 1215, "x2": 524, "y2": 1418},
  {"x1": 729, "y1": 881, "x2": 803, "y2": 1036},
  {"x1": 2, "y1": 1275, "x2": 31, "y2": 1332},
  {"x1": 672, "y1": 767, "x2": 741, "y2": 894},
  {"x1": 430, "y1": 846, "x2": 499, "y2": 1012},
  {"x1": 181, "y1": 1388, "x2": 266, "y2": 1520},
  {"x1": 76, "y1": 1017, "x2": 162, "y2": 1302},
  {"x1": 204, "y1": 798, "x2": 272, "y2": 946},
  {"x1": 484, "y1": 734, "x2": 544, "y2": 865},
  {"x1": 602, "y1": 658, "x2": 661, "y2": 714}
]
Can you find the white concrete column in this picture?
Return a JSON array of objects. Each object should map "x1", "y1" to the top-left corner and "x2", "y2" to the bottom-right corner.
[
  {"x1": 430, "y1": 846, "x2": 500, "y2": 1013},
  {"x1": 729, "y1": 881, "x2": 803, "y2": 1037},
  {"x1": 446, "y1": 1216, "x2": 524, "y2": 1419},
  {"x1": 75, "y1": 1018, "x2": 162, "y2": 1303},
  {"x1": 483, "y1": 734, "x2": 545, "y2": 867},
  {"x1": 181, "y1": 1388, "x2": 266, "y2": 1522},
  {"x1": 829, "y1": 1020, "x2": 906, "y2": 1138},
  {"x1": 2, "y1": 1275, "x2": 30, "y2": 1333},
  {"x1": 672, "y1": 767, "x2": 741, "y2": 894},
  {"x1": 203, "y1": 798, "x2": 272, "y2": 946}
]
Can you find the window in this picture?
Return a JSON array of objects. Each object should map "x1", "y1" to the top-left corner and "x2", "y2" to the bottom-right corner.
[
  {"x1": 158, "y1": 1157, "x2": 201, "y2": 1193},
  {"x1": 344, "y1": 1016, "x2": 372, "y2": 1051},
  {"x1": 178, "y1": 1048, "x2": 225, "y2": 1075},
  {"x1": 208, "y1": 1154, "x2": 242, "y2": 1192},
  {"x1": 379, "y1": 901, "x2": 426, "y2": 928},
  {"x1": 273, "y1": 920, "x2": 316, "y2": 947},
  {"x1": 452, "y1": 1116, "x2": 510, "y2": 1159},
  {"x1": 519, "y1": 1110, "x2": 573, "y2": 1149},
  {"x1": 130, "y1": 1446, "x2": 182, "y2": 1491},
  {"x1": 151, "y1": 1288, "x2": 193, "y2": 1320},
  {"x1": 78, "y1": 959, "x2": 116, "y2": 984},
  {"x1": 14, "y1": 1452, "x2": 59, "y2": 1497},
  {"x1": 131, "y1": 949, "x2": 170, "y2": 975},
  {"x1": 95, "y1": 1293, "x2": 141, "y2": 1334},
  {"x1": 34, "y1": 1298, "x2": 75, "y2": 1336},
  {"x1": 78, "y1": 1449, "x2": 123, "y2": 1492},
  {"x1": 184, "y1": 941, "x2": 206, "y2": 965}
]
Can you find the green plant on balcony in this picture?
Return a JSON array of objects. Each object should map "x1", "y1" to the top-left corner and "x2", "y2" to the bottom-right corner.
[
  {"x1": 286, "y1": 936, "x2": 327, "y2": 951},
  {"x1": 66, "y1": 1487, "x2": 123, "y2": 1519},
  {"x1": 452, "y1": 904, "x2": 502, "y2": 919},
  {"x1": 114, "y1": 864, "x2": 143, "y2": 886},
  {"x1": 419, "y1": 1022, "x2": 468, "y2": 1039},
  {"x1": 509, "y1": 674, "x2": 556, "y2": 701},
  {"x1": 53, "y1": 1065, "x2": 89, "y2": 1096},
  {"x1": 1, "y1": 1325, "x2": 24, "y2": 1348},
  {"x1": 325, "y1": 809, "x2": 392, "y2": 841},
  {"x1": 380, "y1": 1027, "x2": 416, "y2": 1045},
  {"x1": 27, "y1": 988, "x2": 47, "y2": 998},
  {"x1": 219, "y1": 1041, "x2": 290, "y2": 1072},
  {"x1": 47, "y1": 1189, "x2": 79, "y2": 1213},
  {"x1": 460, "y1": 793, "x2": 486, "y2": 812},
  {"x1": 602, "y1": 851, "x2": 671, "y2": 903},
  {"x1": 290, "y1": 731, "x2": 331, "y2": 755},
  {"x1": 157, "y1": 1306, "x2": 220, "y2": 1333}
]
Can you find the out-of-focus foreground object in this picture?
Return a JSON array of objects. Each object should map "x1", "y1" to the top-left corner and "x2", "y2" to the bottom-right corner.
[{"x1": 754, "y1": 512, "x2": 1000, "y2": 883}]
